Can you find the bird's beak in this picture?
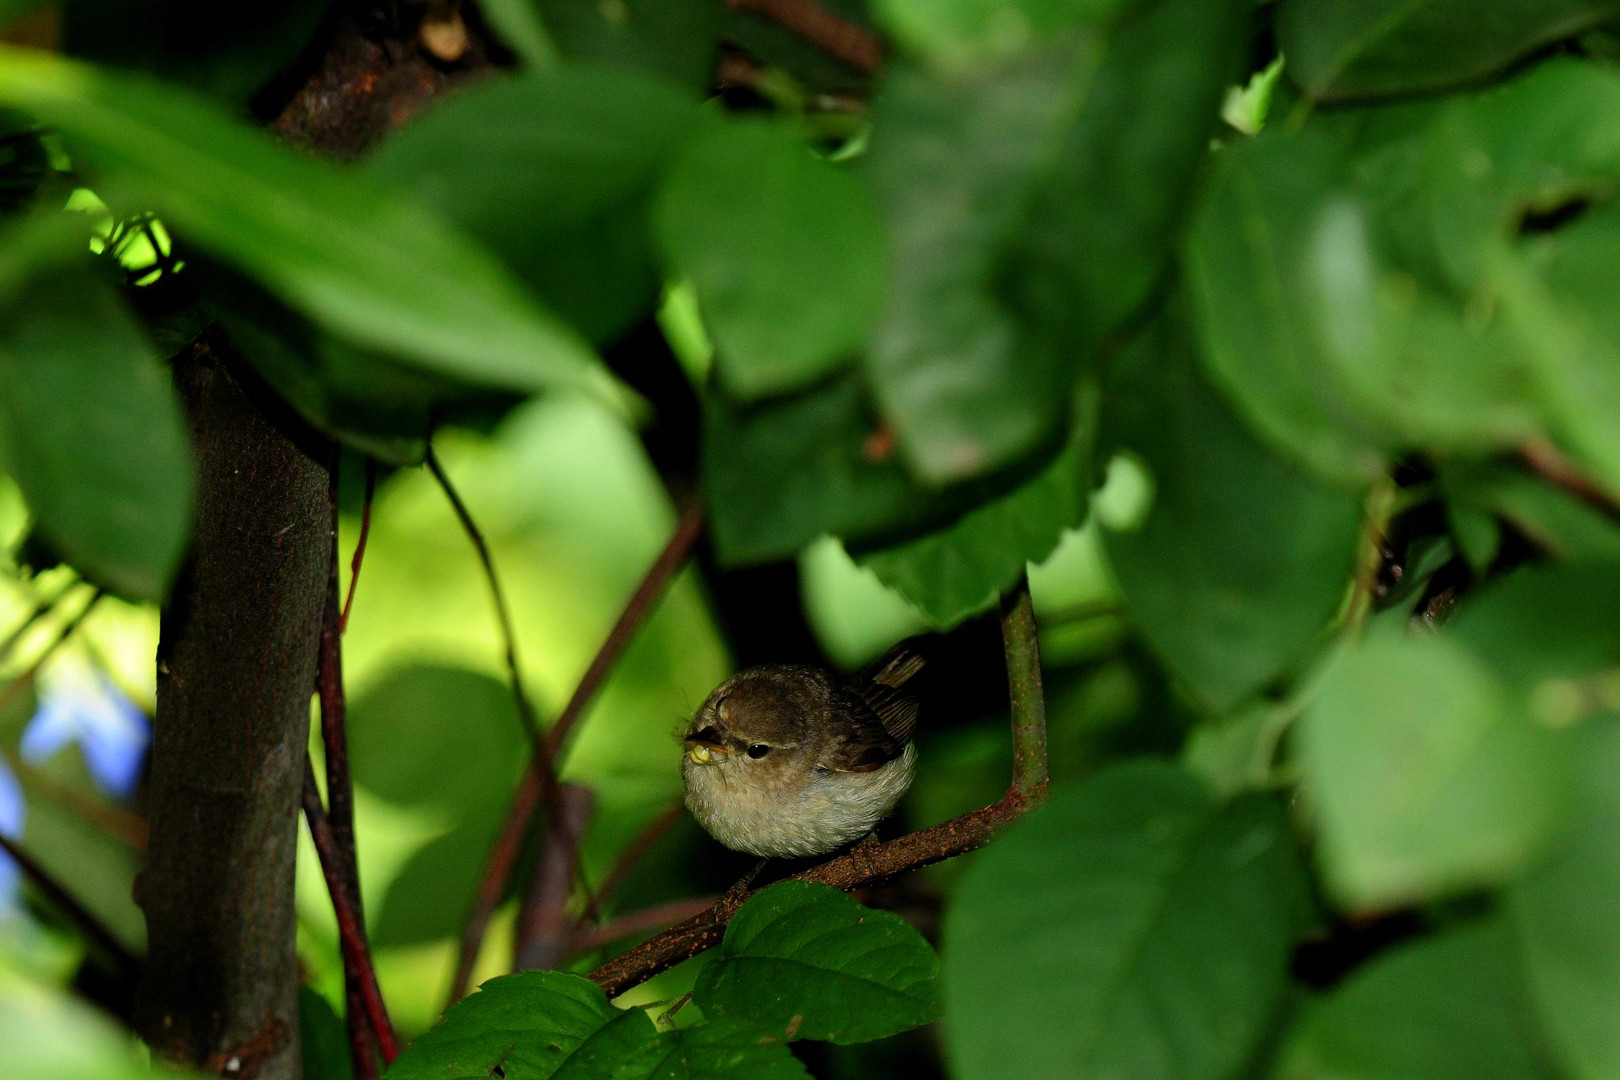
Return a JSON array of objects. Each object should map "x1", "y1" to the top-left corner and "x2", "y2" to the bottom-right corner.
[{"x1": 683, "y1": 726, "x2": 729, "y2": 764}]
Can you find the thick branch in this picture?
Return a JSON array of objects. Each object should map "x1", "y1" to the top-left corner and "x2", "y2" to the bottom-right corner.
[
  {"x1": 446, "y1": 501, "x2": 705, "y2": 1004},
  {"x1": 587, "y1": 576, "x2": 1049, "y2": 999}
]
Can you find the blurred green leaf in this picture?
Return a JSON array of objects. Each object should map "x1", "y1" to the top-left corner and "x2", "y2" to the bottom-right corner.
[
  {"x1": 1509, "y1": 717, "x2": 1620, "y2": 1080},
  {"x1": 371, "y1": 804, "x2": 503, "y2": 949},
  {"x1": 1449, "y1": 562, "x2": 1620, "y2": 694},
  {"x1": 348, "y1": 664, "x2": 525, "y2": 817},
  {"x1": 533, "y1": 0, "x2": 722, "y2": 92},
  {"x1": 1276, "y1": 0, "x2": 1620, "y2": 103},
  {"x1": 368, "y1": 69, "x2": 703, "y2": 346},
  {"x1": 1299, "y1": 629, "x2": 1570, "y2": 908},
  {"x1": 479, "y1": 0, "x2": 560, "y2": 68},
  {"x1": 0, "y1": 973, "x2": 195, "y2": 1079},
  {"x1": 867, "y1": 0, "x2": 1246, "y2": 483},
  {"x1": 874, "y1": 0, "x2": 1126, "y2": 67},
  {"x1": 0, "y1": 46, "x2": 614, "y2": 405},
  {"x1": 944, "y1": 761, "x2": 1309, "y2": 1080},
  {"x1": 1281, "y1": 919, "x2": 1555, "y2": 1080},
  {"x1": 300, "y1": 987, "x2": 356, "y2": 1080},
  {"x1": 60, "y1": 0, "x2": 329, "y2": 108},
  {"x1": 655, "y1": 121, "x2": 884, "y2": 398},
  {"x1": 1102, "y1": 323, "x2": 1361, "y2": 714},
  {"x1": 0, "y1": 270, "x2": 191, "y2": 601},
  {"x1": 551, "y1": 1012, "x2": 810, "y2": 1080},
  {"x1": 693, "y1": 881, "x2": 940, "y2": 1044},
  {"x1": 858, "y1": 420, "x2": 1089, "y2": 628},
  {"x1": 384, "y1": 971, "x2": 619, "y2": 1080},
  {"x1": 1443, "y1": 464, "x2": 1620, "y2": 563}
]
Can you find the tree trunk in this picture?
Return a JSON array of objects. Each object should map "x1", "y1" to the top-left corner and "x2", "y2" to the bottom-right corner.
[{"x1": 137, "y1": 340, "x2": 330, "y2": 1080}]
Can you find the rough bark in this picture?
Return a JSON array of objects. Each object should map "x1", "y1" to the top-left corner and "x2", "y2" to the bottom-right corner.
[{"x1": 137, "y1": 340, "x2": 330, "y2": 1080}]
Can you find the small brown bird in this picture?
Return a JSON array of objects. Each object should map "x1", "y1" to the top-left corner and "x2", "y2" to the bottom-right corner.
[{"x1": 680, "y1": 642, "x2": 925, "y2": 858}]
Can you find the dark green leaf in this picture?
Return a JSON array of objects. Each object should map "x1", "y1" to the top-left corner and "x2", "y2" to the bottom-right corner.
[
  {"x1": 944, "y1": 761, "x2": 1309, "y2": 1080},
  {"x1": 60, "y1": 0, "x2": 328, "y2": 108},
  {"x1": 655, "y1": 121, "x2": 884, "y2": 398},
  {"x1": 478, "y1": 0, "x2": 559, "y2": 68},
  {"x1": 372, "y1": 806, "x2": 504, "y2": 949},
  {"x1": 1298, "y1": 629, "x2": 1571, "y2": 908},
  {"x1": 1443, "y1": 464, "x2": 1620, "y2": 563},
  {"x1": 368, "y1": 69, "x2": 703, "y2": 346},
  {"x1": 0, "y1": 46, "x2": 613, "y2": 404},
  {"x1": 383, "y1": 972, "x2": 619, "y2": 1080},
  {"x1": 874, "y1": 0, "x2": 1127, "y2": 67},
  {"x1": 693, "y1": 880, "x2": 940, "y2": 1045},
  {"x1": 1282, "y1": 919, "x2": 1555, "y2": 1080},
  {"x1": 1449, "y1": 562, "x2": 1620, "y2": 694},
  {"x1": 1508, "y1": 718, "x2": 1620, "y2": 1080},
  {"x1": 300, "y1": 987, "x2": 356, "y2": 1080},
  {"x1": 866, "y1": 0, "x2": 1246, "y2": 483},
  {"x1": 0, "y1": 270, "x2": 191, "y2": 601},
  {"x1": 348, "y1": 665, "x2": 525, "y2": 816},
  {"x1": 1276, "y1": 0, "x2": 1620, "y2": 103},
  {"x1": 859, "y1": 415, "x2": 1090, "y2": 628},
  {"x1": 534, "y1": 0, "x2": 722, "y2": 92},
  {"x1": 553, "y1": 1013, "x2": 811, "y2": 1080},
  {"x1": 1101, "y1": 322, "x2": 1362, "y2": 713}
]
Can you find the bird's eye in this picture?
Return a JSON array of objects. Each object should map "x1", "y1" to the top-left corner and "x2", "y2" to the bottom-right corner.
[{"x1": 747, "y1": 744, "x2": 770, "y2": 759}]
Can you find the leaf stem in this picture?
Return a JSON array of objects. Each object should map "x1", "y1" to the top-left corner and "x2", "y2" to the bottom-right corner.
[{"x1": 1001, "y1": 574, "x2": 1048, "y2": 805}]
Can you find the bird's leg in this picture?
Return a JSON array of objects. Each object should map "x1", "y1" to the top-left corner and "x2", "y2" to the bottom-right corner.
[{"x1": 722, "y1": 858, "x2": 769, "y2": 905}]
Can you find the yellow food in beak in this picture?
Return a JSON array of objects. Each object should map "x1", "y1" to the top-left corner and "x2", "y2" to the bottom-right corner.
[{"x1": 688, "y1": 744, "x2": 713, "y2": 764}]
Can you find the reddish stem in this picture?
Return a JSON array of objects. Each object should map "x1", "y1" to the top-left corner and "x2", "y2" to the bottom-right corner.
[{"x1": 339, "y1": 457, "x2": 377, "y2": 635}]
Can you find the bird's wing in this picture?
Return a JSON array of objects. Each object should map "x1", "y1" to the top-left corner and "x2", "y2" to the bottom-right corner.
[{"x1": 816, "y1": 687, "x2": 906, "y2": 773}]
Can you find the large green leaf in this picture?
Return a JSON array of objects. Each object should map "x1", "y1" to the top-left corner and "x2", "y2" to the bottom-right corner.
[
  {"x1": 0, "y1": 269, "x2": 191, "y2": 601},
  {"x1": 0, "y1": 46, "x2": 614, "y2": 404},
  {"x1": 1282, "y1": 919, "x2": 1556, "y2": 1080},
  {"x1": 865, "y1": 0, "x2": 1245, "y2": 483},
  {"x1": 384, "y1": 972, "x2": 619, "y2": 1080},
  {"x1": 1509, "y1": 718, "x2": 1620, "y2": 1080},
  {"x1": 60, "y1": 0, "x2": 329, "y2": 108},
  {"x1": 655, "y1": 120, "x2": 884, "y2": 398},
  {"x1": 367, "y1": 69, "x2": 704, "y2": 346},
  {"x1": 1101, "y1": 323, "x2": 1362, "y2": 714},
  {"x1": 693, "y1": 881, "x2": 940, "y2": 1045},
  {"x1": 552, "y1": 1012, "x2": 810, "y2": 1080},
  {"x1": 533, "y1": 0, "x2": 722, "y2": 92},
  {"x1": 1276, "y1": 0, "x2": 1620, "y2": 103},
  {"x1": 858, "y1": 421, "x2": 1089, "y2": 628},
  {"x1": 943, "y1": 761, "x2": 1309, "y2": 1080},
  {"x1": 1449, "y1": 562, "x2": 1620, "y2": 694},
  {"x1": 1298, "y1": 629, "x2": 1570, "y2": 908},
  {"x1": 348, "y1": 664, "x2": 525, "y2": 817},
  {"x1": 300, "y1": 988, "x2": 356, "y2": 1080}
]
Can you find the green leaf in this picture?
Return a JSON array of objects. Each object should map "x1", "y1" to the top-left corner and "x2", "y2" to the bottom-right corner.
[
  {"x1": 60, "y1": 0, "x2": 329, "y2": 108},
  {"x1": 655, "y1": 121, "x2": 885, "y2": 398},
  {"x1": 1508, "y1": 718, "x2": 1620, "y2": 1080},
  {"x1": 1276, "y1": 0, "x2": 1620, "y2": 103},
  {"x1": 348, "y1": 664, "x2": 525, "y2": 816},
  {"x1": 371, "y1": 806, "x2": 504, "y2": 949},
  {"x1": 866, "y1": 0, "x2": 1247, "y2": 483},
  {"x1": 1449, "y1": 562, "x2": 1620, "y2": 695},
  {"x1": 1298, "y1": 629, "x2": 1571, "y2": 908},
  {"x1": 693, "y1": 881, "x2": 940, "y2": 1044},
  {"x1": 1282, "y1": 919, "x2": 1556, "y2": 1080},
  {"x1": 533, "y1": 0, "x2": 722, "y2": 92},
  {"x1": 0, "y1": 270, "x2": 191, "y2": 601},
  {"x1": 367, "y1": 69, "x2": 703, "y2": 346},
  {"x1": 858, "y1": 420, "x2": 1090, "y2": 628},
  {"x1": 874, "y1": 0, "x2": 1127, "y2": 68},
  {"x1": 478, "y1": 0, "x2": 560, "y2": 68},
  {"x1": 383, "y1": 972, "x2": 619, "y2": 1080},
  {"x1": 0, "y1": 975, "x2": 193, "y2": 1080},
  {"x1": 0, "y1": 46, "x2": 615, "y2": 405},
  {"x1": 553, "y1": 1013, "x2": 810, "y2": 1080},
  {"x1": 943, "y1": 761, "x2": 1309, "y2": 1080},
  {"x1": 1101, "y1": 321, "x2": 1362, "y2": 713},
  {"x1": 300, "y1": 987, "x2": 356, "y2": 1080},
  {"x1": 1443, "y1": 464, "x2": 1620, "y2": 564}
]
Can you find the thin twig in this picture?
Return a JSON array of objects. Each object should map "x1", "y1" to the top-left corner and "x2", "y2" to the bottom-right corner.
[
  {"x1": 1519, "y1": 439, "x2": 1620, "y2": 525},
  {"x1": 340, "y1": 458, "x2": 377, "y2": 634},
  {"x1": 302, "y1": 761, "x2": 398, "y2": 1068},
  {"x1": 0, "y1": 588, "x2": 103, "y2": 718},
  {"x1": 444, "y1": 500, "x2": 706, "y2": 1006},
  {"x1": 0, "y1": 831, "x2": 142, "y2": 979},
  {"x1": 725, "y1": 0, "x2": 883, "y2": 74},
  {"x1": 587, "y1": 576, "x2": 1049, "y2": 998},
  {"x1": 565, "y1": 896, "x2": 719, "y2": 960}
]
